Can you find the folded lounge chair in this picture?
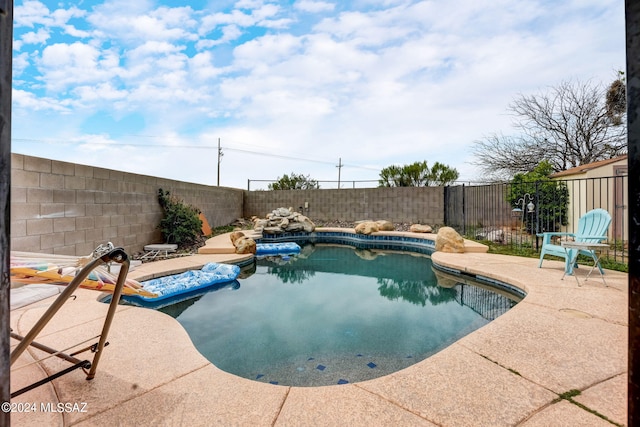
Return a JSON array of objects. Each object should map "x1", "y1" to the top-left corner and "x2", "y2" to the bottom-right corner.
[{"x1": 140, "y1": 244, "x2": 178, "y2": 260}]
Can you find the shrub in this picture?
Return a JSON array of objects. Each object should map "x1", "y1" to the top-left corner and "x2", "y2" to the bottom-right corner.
[
  {"x1": 268, "y1": 173, "x2": 319, "y2": 190},
  {"x1": 508, "y1": 161, "x2": 569, "y2": 234},
  {"x1": 157, "y1": 189, "x2": 203, "y2": 248}
]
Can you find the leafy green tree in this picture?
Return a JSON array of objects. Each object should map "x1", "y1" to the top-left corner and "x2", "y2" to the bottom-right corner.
[
  {"x1": 378, "y1": 165, "x2": 407, "y2": 187},
  {"x1": 157, "y1": 189, "x2": 203, "y2": 248},
  {"x1": 508, "y1": 161, "x2": 569, "y2": 234},
  {"x1": 378, "y1": 161, "x2": 459, "y2": 187},
  {"x1": 429, "y1": 162, "x2": 460, "y2": 186},
  {"x1": 268, "y1": 172, "x2": 319, "y2": 190}
]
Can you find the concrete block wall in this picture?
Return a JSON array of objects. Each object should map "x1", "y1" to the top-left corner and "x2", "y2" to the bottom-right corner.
[
  {"x1": 10, "y1": 154, "x2": 243, "y2": 256},
  {"x1": 243, "y1": 186, "x2": 445, "y2": 225},
  {"x1": 10, "y1": 153, "x2": 445, "y2": 257}
]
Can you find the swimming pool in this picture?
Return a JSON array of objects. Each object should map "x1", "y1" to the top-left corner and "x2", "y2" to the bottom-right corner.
[{"x1": 155, "y1": 244, "x2": 520, "y2": 387}]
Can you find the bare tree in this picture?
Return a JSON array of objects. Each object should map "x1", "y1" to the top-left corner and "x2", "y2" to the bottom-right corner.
[{"x1": 472, "y1": 78, "x2": 627, "y2": 179}]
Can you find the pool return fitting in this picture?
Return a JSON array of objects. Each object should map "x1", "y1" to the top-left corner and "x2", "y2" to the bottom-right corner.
[{"x1": 10, "y1": 243, "x2": 131, "y2": 398}]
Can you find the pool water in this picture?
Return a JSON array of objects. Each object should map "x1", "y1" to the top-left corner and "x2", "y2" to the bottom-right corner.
[{"x1": 160, "y1": 245, "x2": 518, "y2": 386}]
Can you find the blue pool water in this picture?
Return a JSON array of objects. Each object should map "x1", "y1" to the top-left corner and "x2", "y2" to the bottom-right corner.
[{"x1": 157, "y1": 245, "x2": 519, "y2": 386}]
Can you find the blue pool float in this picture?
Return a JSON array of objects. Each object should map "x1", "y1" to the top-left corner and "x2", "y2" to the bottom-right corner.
[
  {"x1": 256, "y1": 242, "x2": 301, "y2": 256},
  {"x1": 126, "y1": 262, "x2": 240, "y2": 304}
]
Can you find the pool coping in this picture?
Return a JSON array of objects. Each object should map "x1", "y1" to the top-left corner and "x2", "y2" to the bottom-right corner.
[
  {"x1": 9, "y1": 231, "x2": 628, "y2": 426},
  {"x1": 197, "y1": 227, "x2": 490, "y2": 256}
]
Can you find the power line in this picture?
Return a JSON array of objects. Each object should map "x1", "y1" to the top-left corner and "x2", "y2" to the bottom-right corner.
[{"x1": 12, "y1": 137, "x2": 381, "y2": 171}]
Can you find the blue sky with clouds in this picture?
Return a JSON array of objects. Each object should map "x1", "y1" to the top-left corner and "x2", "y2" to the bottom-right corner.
[{"x1": 11, "y1": 0, "x2": 625, "y2": 189}]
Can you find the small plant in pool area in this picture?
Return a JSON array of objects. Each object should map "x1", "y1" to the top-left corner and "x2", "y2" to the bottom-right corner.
[
  {"x1": 555, "y1": 389, "x2": 623, "y2": 426},
  {"x1": 157, "y1": 188, "x2": 202, "y2": 249},
  {"x1": 210, "y1": 225, "x2": 236, "y2": 236}
]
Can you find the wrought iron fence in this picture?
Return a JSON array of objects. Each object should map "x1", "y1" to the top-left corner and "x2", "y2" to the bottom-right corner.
[{"x1": 444, "y1": 175, "x2": 628, "y2": 265}]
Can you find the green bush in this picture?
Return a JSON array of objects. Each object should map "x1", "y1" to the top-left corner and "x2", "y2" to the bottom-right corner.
[
  {"x1": 268, "y1": 172, "x2": 319, "y2": 190},
  {"x1": 157, "y1": 189, "x2": 203, "y2": 248},
  {"x1": 508, "y1": 161, "x2": 569, "y2": 234}
]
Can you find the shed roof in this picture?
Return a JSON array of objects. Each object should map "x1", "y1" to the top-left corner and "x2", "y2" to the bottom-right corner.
[{"x1": 550, "y1": 154, "x2": 628, "y2": 178}]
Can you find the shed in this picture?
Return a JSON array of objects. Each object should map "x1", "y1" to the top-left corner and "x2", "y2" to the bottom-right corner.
[{"x1": 550, "y1": 155, "x2": 627, "y2": 243}]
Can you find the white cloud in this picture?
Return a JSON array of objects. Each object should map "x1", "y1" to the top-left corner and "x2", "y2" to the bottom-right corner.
[
  {"x1": 72, "y1": 82, "x2": 129, "y2": 102},
  {"x1": 12, "y1": 88, "x2": 71, "y2": 112},
  {"x1": 12, "y1": 52, "x2": 31, "y2": 76},
  {"x1": 197, "y1": 24, "x2": 243, "y2": 48},
  {"x1": 234, "y1": 0, "x2": 268, "y2": 9},
  {"x1": 21, "y1": 28, "x2": 50, "y2": 45},
  {"x1": 14, "y1": 1, "x2": 54, "y2": 27},
  {"x1": 188, "y1": 52, "x2": 226, "y2": 81},
  {"x1": 38, "y1": 42, "x2": 122, "y2": 93},
  {"x1": 64, "y1": 25, "x2": 91, "y2": 38},
  {"x1": 294, "y1": 1, "x2": 335, "y2": 13},
  {"x1": 259, "y1": 18, "x2": 294, "y2": 29},
  {"x1": 14, "y1": 1, "x2": 86, "y2": 28},
  {"x1": 88, "y1": 4, "x2": 197, "y2": 43},
  {"x1": 40, "y1": 42, "x2": 99, "y2": 68},
  {"x1": 200, "y1": 3, "x2": 291, "y2": 35},
  {"x1": 251, "y1": 3, "x2": 281, "y2": 21},
  {"x1": 201, "y1": 10, "x2": 255, "y2": 37},
  {"x1": 232, "y1": 33, "x2": 302, "y2": 69}
]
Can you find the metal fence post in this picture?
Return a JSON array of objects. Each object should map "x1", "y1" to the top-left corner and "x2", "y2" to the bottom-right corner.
[
  {"x1": 534, "y1": 181, "x2": 540, "y2": 251},
  {"x1": 627, "y1": 1, "x2": 640, "y2": 423},
  {"x1": 462, "y1": 183, "x2": 466, "y2": 236}
]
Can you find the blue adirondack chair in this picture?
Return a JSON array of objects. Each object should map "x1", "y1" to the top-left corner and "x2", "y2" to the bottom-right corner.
[{"x1": 538, "y1": 208, "x2": 611, "y2": 275}]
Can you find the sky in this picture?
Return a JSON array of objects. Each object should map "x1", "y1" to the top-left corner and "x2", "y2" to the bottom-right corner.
[{"x1": 10, "y1": 0, "x2": 625, "y2": 190}]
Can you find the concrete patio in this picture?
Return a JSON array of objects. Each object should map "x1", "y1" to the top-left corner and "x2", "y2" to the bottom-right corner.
[{"x1": 9, "y1": 232, "x2": 628, "y2": 426}]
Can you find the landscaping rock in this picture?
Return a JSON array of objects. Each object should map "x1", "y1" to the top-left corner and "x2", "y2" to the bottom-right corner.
[
  {"x1": 252, "y1": 219, "x2": 269, "y2": 232},
  {"x1": 253, "y1": 207, "x2": 316, "y2": 234},
  {"x1": 355, "y1": 221, "x2": 379, "y2": 235},
  {"x1": 410, "y1": 224, "x2": 433, "y2": 233},
  {"x1": 376, "y1": 220, "x2": 395, "y2": 231},
  {"x1": 298, "y1": 215, "x2": 316, "y2": 232},
  {"x1": 262, "y1": 226, "x2": 284, "y2": 234},
  {"x1": 475, "y1": 227, "x2": 505, "y2": 243},
  {"x1": 435, "y1": 227, "x2": 465, "y2": 253},
  {"x1": 234, "y1": 236, "x2": 256, "y2": 254},
  {"x1": 229, "y1": 231, "x2": 245, "y2": 244}
]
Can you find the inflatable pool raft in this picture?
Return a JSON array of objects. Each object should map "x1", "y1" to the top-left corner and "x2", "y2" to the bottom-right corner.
[
  {"x1": 124, "y1": 262, "x2": 240, "y2": 304},
  {"x1": 256, "y1": 242, "x2": 301, "y2": 256}
]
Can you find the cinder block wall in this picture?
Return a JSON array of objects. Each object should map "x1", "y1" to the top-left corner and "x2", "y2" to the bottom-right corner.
[
  {"x1": 10, "y1": 154, "x2": 446, "y2": 256},
  {"x1": 243, "y1": 186, "x2": 445, "y2": 225},
  {"x1": 10, "y1": 154, "x2": 243, "y2": 256}
]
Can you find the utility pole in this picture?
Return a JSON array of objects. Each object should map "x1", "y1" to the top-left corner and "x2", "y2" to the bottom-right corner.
[
  {"x1": 336, "y1": 157, "x2": 342, "y2": 189},
  {"x1": 0, "y1": 0, "x2": 12, "y2": 423},
  {"x1": 217, "y1": 138, "x2": 223, "y2": 186}
]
